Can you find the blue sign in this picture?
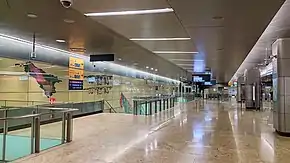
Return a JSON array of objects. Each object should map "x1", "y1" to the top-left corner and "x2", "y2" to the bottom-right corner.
[{"x1": 69, "y1": 80, "x2": 83, "y2": 90}]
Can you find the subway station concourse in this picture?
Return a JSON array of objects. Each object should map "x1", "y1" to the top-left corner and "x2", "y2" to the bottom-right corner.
[{"x1": 0, "y1": 0, "x2": 290, "y2": 162}]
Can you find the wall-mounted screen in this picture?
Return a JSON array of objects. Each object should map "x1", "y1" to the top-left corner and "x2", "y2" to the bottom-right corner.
[
  {"x1": 87, "y1": 77, "x2": 96, "y2": 83},
  {"x1": 192, "y1": 74, "x2": 211, "y2": 82}
]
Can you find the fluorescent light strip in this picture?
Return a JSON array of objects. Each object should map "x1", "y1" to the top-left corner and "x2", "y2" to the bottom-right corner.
[
  {"x1": 170, "y1": 59, "x2": 194, "y2": 61},
  {"x1": 0, "y1": 33, "x2": 180, "y2": 83},
  {"x1": 85, "y1": 8, "x2": 174, "y2": 17},
  {"x1": 56, "y1": 39, "x2": 66, "y2": 43},
  {"x1": 130, "y1": 38, "x2": 191, "y2": 41},
  {"x1": 154, "y1": 51, "x2": 198, "y2": 54}
]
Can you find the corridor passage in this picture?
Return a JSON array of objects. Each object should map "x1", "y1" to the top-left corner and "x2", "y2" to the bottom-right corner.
[{"x1": 15, "y1": 101, "x2": 290, "y2": 163}]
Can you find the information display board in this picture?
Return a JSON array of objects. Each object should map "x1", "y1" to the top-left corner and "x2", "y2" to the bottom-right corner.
[
  {"x1": 69, "y1": 80, "x2": 84, "y2": 90},
  {"x1": 192, "y1": 74, "x2": 211, "y2": 82},
  {"x1": 69, "y1": 57, "x2": 84, "y2": 69},
  {"x1": 68, "y1": 57, "x2": 84, "y2": 90}
]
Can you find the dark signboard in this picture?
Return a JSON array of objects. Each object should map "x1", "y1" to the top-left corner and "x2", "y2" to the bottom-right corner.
[
  {"x1": 69, "y1": 80, "x2": 83, "y2": 90},
  {"x1": 90, "y1": 54, "x2": 115, "y2": 62}
]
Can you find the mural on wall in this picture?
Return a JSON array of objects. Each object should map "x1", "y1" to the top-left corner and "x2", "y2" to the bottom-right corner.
[
  {"x1": 15, "y1": 62, "x2": 62, "y2": 97},
  {"x1": 84, "y1": 75, "x2": 113, "y2": 94},
  {"x1": 120, "y1": 93, "x2": 132, "y2": 113}
]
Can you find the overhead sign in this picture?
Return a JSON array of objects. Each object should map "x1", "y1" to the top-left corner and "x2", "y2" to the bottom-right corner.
[
  {"x1": 69, "y1": 80, "x2": 84, "y2": 90},
  {"x1": 68, "y1": 57, "x2": 84, "y2": 90},
  {"x1": 69, "y1": 57, "x2": 84, "y2": 69},
  {"x1": 90, "y1": 54, "x2": 114, "y2": 62},
  {"x1": 69, "y1": 68, "x2": 84, "y2": 80}
]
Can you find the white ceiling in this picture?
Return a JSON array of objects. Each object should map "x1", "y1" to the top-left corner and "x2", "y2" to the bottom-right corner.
[
  {"x1": 73, "y1": 0, "x2": 284, "y2": 82},
  {"x1": 73, "y1": 0, "x2": 197, "y2": 73},
  {"x1": 231, "y1": 0, "x2": 290, "y2": 81},
  {"x1": 0, "y1": 0, "x2": 190, "y2": 80}
]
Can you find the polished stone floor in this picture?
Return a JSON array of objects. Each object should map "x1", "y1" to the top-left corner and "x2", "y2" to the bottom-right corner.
[{"x1": 14, "y1": 100, "x2": 290, "y2": 163}]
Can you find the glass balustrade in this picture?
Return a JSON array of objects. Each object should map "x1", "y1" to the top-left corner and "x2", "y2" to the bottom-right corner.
[
  {"x1": 0, "y1": 107, "x2": 75, "y2": 162},
  {"x1": 132, "y1": 96, "x2": 177, "y2": 116}
]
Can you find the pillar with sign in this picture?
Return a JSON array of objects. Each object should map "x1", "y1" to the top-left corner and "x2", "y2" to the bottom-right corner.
[{"x1": 68, "y1": 57, "x2": 84, "y2": 90}]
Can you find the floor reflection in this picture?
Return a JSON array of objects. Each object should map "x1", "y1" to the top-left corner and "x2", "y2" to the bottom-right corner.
[{"x1": 114, "y1": 100, "x2": 290, "y2": 163}]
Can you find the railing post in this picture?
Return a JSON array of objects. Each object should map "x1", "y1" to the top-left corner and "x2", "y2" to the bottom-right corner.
[
  {"x1": 155, "y1": 101, "x2": 158, "y2": 113},
  {"x1": 101, "y1": 100, "x2": 105, "y2": 112},
  {"x1": 163, "y1": 99, "x2": 166, "y2": 110},
  {"x1": 66, "y1": 112, "x2": 73, "y2": 143},
  {"x1": 31, "y1": 110, "x2": 36, "y2": 154},
  {"x1": 62, "y1": 112, "x2": 67, "y2": 144},
  {"x1": 2, "y1": 109, "x2": 7, "y2": 161},
  {"x1": 34, "y1": 116, "x2": 40, "y2": 153},
  {"x1": 133, "y1": 100, "x2": 136, "y2": 115},
  {"x1": 159, "y1": 100, "x2": 162, "y2": 112},
  {"x1": 145, "y1": 101, "x2": 148, "y2": 115},
  {"x1": 149, "y1": 101, "x2": 152, "y2": 115}
]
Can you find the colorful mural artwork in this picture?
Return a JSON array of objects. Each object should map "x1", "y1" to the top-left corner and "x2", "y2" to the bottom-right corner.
[
  {"x1": 16, "y1": 62, "x2": 62, "y2": 97},
  {"x1": 120, "y1": 93, "x2": 132, "y2": 113}
]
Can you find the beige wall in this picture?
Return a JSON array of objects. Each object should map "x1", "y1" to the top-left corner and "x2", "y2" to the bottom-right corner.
[
  {"x1": 0, "y1": 74, "x2": 174, "y2": 110},
  {"x1": 0, "y1": 58, "x2": 175, "y2": 110}
]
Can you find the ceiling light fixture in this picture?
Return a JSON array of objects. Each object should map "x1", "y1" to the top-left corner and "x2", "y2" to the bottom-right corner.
[
  {"x1": 84, "y1": 8, "x2": 174, "y2": 17},
  {"x1": 146, "y1": 66, "x2": 149, "y2": 69},
  {"x1": 154, "y1": 51, "x2": 198, "y2": 54},
  {"x1": 151, "y1": 68, "x2": 154, "y2": 70},
  {"x1": 0, "y1": 33, "x2": 181, "y2": 84},
  {"x1": 170, "y1": 59, "x2": 194, "y2": 61},
  {"x1": 64, "y1": 19, "x2": 75, "y2": 24},
  {"x1": 130, "y1": 37, "x2": 191, "y2": 41},
  {"x1": 155, "y1": 69, "x2": 158, "y2": 71},
  {"x1": 27, "y1": 13, "x2": 38, "y2": 18},
  {"x1": 56, "y1": 39, "x2": 66, "y2": 43},
  {"x1": 212, "y1": 16, "x2": 224, "y2": 20}
]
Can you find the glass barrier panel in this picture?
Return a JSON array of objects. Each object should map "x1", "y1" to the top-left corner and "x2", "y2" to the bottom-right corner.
[
  {"x1": 5, "y1": 118, "x2": 32, "y2": 162},
  {"x1": 39, "y1": 111, "x2": 63, "y2": 152},
  {"x1": 0, "y1": 120, "x2": 3, "y2": 162}
]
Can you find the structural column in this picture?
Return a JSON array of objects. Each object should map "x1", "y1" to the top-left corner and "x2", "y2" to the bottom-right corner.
[
  {"x1": 236, "y1": 76, "x2": 244, "y2": 103},
  {"x1": 272, "y1": 38, "x2": 290, "y2": 136},
  {"x1": 244, "y1": 68, "x2": 261, "y2": 110}
]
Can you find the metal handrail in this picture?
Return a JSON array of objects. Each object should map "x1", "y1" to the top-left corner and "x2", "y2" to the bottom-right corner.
[
  {"x1": 0, "y1": 113, "x2": 39, "y2": 121},
  {"x1": 133, "y1": 96, "x2": 176, "y2": 115},
  {"x1": 104, "y1": 100, "x2": 117, "y2": 113},
  {"x1": 134, "y1": 96, "x2": 176, "y2": 104},
  {"x1": 0, "y1": 107, "x2": 76, "y2": 162}
]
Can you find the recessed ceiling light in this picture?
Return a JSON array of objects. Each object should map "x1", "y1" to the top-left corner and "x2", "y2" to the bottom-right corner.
[
  {"x1": 153, "y1": 51, "x2": 198, "y2": 54},
  {"x1": 155, "y1": 69, "x2": 158, "y2": 71},
  {"x1": 27, "y1": 13, "x2": 38, "y2": 18},
  {"x1": 212, "y1": 16, "x2": 224, "y2": 20},
  {"x1": 151, "y1": 68, "x2": 154, "y2": 70},
  {"x1": 84, "y1": 8, "x2": 174, "y2": 17},
  {"x1": 170, "y1": 59, "x2": 194, "y2": 61},
  {"x1": 130, "y1": 37, "x2": 191, "y2": 41},
  {"x1": 146, "y1": 66, "x2": 149, "y2": 69},
  {"x1": 56, "y1": 39, "x2": 66, "y2": 43},
  {"x1": 64, "y1": 19, "x2": 75, "y2": 24},
  {"x1": 118, "y1": 58, "x2": 122, "y2": 61}
]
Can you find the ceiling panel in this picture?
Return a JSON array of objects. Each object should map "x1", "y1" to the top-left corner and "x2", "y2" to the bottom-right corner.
[
  {"x1": 168, "y1": 0, "x2": 284, "y2": 81},
  {"x1": 74, "y1": 0, "x2": 284, "y2": 82},
  {"x1": 73, "y1": 0, "x2": 197, "y2": 73},
  {"x1": 0, "y1": 0, "x2": 189, "y2": 80},
  {"x1": 232, "y1": 0, "x2": 290, "y2": 81}
]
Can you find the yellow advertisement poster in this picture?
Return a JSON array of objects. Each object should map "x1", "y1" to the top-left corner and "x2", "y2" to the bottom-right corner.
[
  {"x1": 69, "y1": 68, "x2": 84, "y2": 80},
  {"x1": 69, "y1": 57, "x2": 84, "y2": 69}
]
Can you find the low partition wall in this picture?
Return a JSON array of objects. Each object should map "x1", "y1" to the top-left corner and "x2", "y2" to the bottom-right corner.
[
  {"x1": 0, "y1": 100, "x2": 104, "y2": 131},
  {"x1": 132, "y1": 96, "x2": 176, "y2": 115}
]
